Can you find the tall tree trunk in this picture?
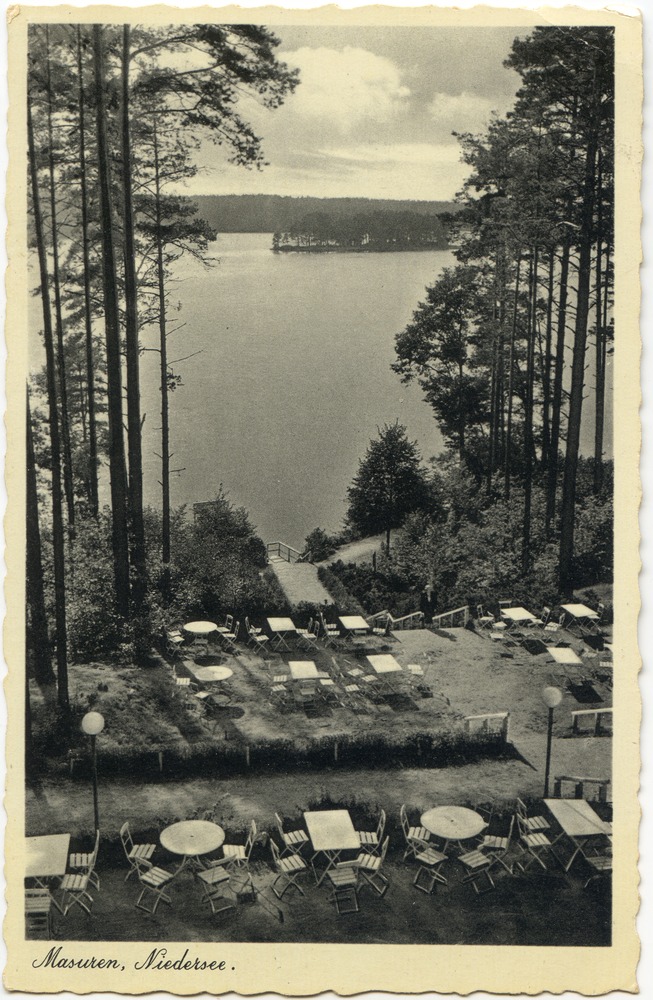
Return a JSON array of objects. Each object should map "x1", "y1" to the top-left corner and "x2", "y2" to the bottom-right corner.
[
  {"x1": 545, "y1": 242, "x2": 570, "y2": 537},
  {"x1": 27, "y1": 94, "x2": 69, "y2": 711},
  {"x1": 153, "y1": 121, "x2": 171, "y2": 602},
  {"x1": 45, "y1": 27, "x2": 75, "y2": 533},
  {"x1": 121, "y1": 24, "x2": 147, "y2": 611},
  {"x1": 76, "y1": 25, "x2": 99, "y2": 517},
  {"x1": 26, "y1": 393, "x2": 57, "y2": 696},
  {"x1": 521, "y1": 247, "x2": 538, "y2": 575},
  {"x1": 504, "y1": 255, "x2": 521, "y2": 499},
  {"x1": 593, "y1": 150, "x2": 605, "y2": 494},
  {"x1": 93, "y1": 24, "x2": 131, "y2": 618},
  {"x1": 559, "y1": 87, "x2": 600, "y2": 592},
  {"x1": 457, "y1": 354, "x2": 465, "y2": 465},
  {"x1": 541, "y1": 252, "x2": 555, "y2": 469}
]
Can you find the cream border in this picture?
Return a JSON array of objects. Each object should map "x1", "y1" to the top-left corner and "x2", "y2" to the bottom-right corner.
[{"x1": 4, "y1": 5, "x2": 642, "y2": 994}]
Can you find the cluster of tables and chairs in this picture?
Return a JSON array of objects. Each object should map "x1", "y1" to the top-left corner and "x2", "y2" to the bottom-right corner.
[
  {"x1": 26, "y1": 790, "x2": 612, "y2": 936},
  {"x1": 25, "y1": 829, "x2": 101, "y2": 936}
]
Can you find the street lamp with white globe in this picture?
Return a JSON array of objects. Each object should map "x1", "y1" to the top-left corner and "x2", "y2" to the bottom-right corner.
[
  {"x1": 541, "y1": 686, "x2": 562, "y2": 797},
  {"x1": 81, "y1": 711, "x2": 105, "y2": 833}
]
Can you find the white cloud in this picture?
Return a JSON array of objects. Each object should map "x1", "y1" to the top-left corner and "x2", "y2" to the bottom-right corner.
[
  {"x1": 280, "y1": 46, "x2": 410, "y2": 133},
  {"x1": 429, "y1": 91, "x2": 508, "y2": 133},
  {"x1": 320, "y1": 142, "x2": 462, "y2": 166}
]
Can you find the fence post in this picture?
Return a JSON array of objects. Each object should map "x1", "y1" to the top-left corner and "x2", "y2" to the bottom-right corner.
[
  {"x1": 158, "y1": 751, "x2": 163, "y2": 773},
  {"x1": 334, "y1": 741, "x2": 338, "y2": 763},
  {"x1": 594, "y1": 712, "x2": 602, "y2": 736},
  {"x1": 575, "y1": 782, "x2": 584, "y2": 799},
  {"x1": 245, "y1": 746, "x2": 250, "y2": 767},
  {"x1": 599, "y1": 782, "x2": 607, "y2": 803},
  {"x1": 572, "y1": 712, "x2": 579, "y2": 733},
  {"x1": 502, "y1": 712, "x2": 510, "y2": 744},
  {"x1": 553, "y1": 778, "x2": 562, "y2": 797}
]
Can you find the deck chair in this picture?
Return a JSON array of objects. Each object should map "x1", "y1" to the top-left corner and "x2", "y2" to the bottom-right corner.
[
  {"x1": 134, "y1": 860, "x2": 174, "y2": 914},
  {"x1": 269, "y1": 838, "x2": 308, "y2": 899},
  {"x1": 354, "y1": 836, "x2": 390, "y2": 896},
  {"x1": 275, "y1": 813, "x2": 309, "y2": 856},
  {"x1": 222, "y1": 820, "x2": 257, "y2": 870},
  {"x1": 516, "y1": 798, "x2": 549, "y2": 832},
  {"x1": 400, "y1": 804, "x2": 432, "y2": 860},
  {"x1": 69, "y1": 828, "x2": 101, "y2": 890},
  {"x1": 355, "y1": 809, "x2": 386, "y2": 855},
  {"x1": 120, "y1": 822, "x2": 156, "y2": 881},
  {"x1": 25, "y1": 889, "x2": 52, "y2": 939}
]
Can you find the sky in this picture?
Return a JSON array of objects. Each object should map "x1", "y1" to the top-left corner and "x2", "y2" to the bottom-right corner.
[{"x1": 183, "y1": 26, "x2": 525, "y2": 202}]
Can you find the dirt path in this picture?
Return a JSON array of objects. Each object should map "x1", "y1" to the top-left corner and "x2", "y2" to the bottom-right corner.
[{"x1": 268, "y1": 558, "x2": 331, "y2": 605}]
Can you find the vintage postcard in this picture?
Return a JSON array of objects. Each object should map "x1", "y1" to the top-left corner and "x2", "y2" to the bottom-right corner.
[{"x1": 4, "y1": 2, "x2": 642, "y2": 995}]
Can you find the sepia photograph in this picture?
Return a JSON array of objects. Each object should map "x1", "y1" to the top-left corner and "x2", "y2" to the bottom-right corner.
[{"x1": 6, "y1": 4, "x2": 641, "y2": 994}]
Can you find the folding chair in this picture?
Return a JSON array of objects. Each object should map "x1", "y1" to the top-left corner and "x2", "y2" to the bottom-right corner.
[
  {"x1": 400, "y1": 804, "x2": 432, "y2": 860},
  {"x1": 25, "y1": 889, "x2": 53, "y2": 938},
  {"x1": 57, "y1": 873, "x2": 94, "y2": 916},
  {"x1": 120, "y1": 822, "x2": 156, "y2": 881},
  {"x1": 583, "y1": 854, "x2": 612, "y2": 888},
  {"x1": 222, "y1": 820, "x2": 257, "y2": 870},
  {"x1": 269, "y1": 839, "x2": 308, "y2": 900},
  {"x1": 197, "y1": 859, "x2": 237, "y2": 916},
  {"x1": 164, "y1": 628, "x2": 185, "y2": 658},
  {"x1": 354, "y1": 836, "x2": 390, "y2": 897},
  {"x1": 325, "y1": 864, "x2": 360, "y2": 912},
  {"x1": 220, "y1": 621, "x2": 241, "y2": 654},
  {"x1": 275, "y1": 813, "x2": 309, "y2": 856},
  {"x1": 516, "y1": 798, "x2": 549, "y2": 832},
  {"x1": 516, "y1": 813, "x2": 552, "y2": 870},
  {"x1": 246, "y1": 619, "x2": 270, "y2": 654},
  {"x1": 355, "y1": 809, "x2": 386, "y2": 855},
  {"x1": 476, "y1": 605, "x2": 495, "y2": 630},
  {"x1": 480, "y1": 815, "x2": 515, "y2": 857},
  {"x1": 134, "y1": 861, "x2": 174, "y2": 914},
  {"x1": 69, "y1": 828, "x2": 101, "y2": 890}
]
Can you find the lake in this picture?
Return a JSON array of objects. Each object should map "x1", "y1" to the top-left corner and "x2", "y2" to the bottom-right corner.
[{"x1": 138, "y1": 233, "x2": 454, "y2": 550}]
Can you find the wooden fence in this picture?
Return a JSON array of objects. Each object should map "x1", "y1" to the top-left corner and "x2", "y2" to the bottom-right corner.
[{"x1": 463, "y1": 711, "x2": 510, "y2": 743}]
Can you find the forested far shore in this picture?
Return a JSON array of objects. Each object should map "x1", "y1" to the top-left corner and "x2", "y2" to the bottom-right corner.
[
  {"x1": 192, "y1": 193, "x2": 458, "y2": 233},
  {"x1": 272, "y1": 209, "x2": 448, "y2": 252}
]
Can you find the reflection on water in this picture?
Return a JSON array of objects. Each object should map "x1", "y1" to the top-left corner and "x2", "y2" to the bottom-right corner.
[{"x1": 139, "y1": 233, "x2": 454, "y2": 550}]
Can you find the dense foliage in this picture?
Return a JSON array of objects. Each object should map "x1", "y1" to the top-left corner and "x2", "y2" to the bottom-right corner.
[{"x1": 273, "y1": 210, "x2": 447, "y2": 251}]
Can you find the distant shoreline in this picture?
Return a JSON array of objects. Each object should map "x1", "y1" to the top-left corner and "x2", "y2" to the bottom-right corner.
[{"x1": 271, "y1": 243, "x2": 448, "y2": 254}]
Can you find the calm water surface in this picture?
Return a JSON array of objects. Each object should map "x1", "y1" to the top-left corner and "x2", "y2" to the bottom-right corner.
[{"x1": 139, "y1": 233, "x2": 454, "y2": 550}]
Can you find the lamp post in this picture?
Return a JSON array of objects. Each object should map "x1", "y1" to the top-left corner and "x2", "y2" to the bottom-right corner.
[
  {"x1": 541, "y1": 687, "x2": 562, "y2": 797},
  {"x1": 81, "y1": 712, "x2": 105, "y2": 833}
]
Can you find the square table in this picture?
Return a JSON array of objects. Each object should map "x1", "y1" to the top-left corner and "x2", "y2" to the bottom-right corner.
[
  {"x1": 339, "y1": 615, "x2": 370, "y2": 637},
  {"x1": 366, "y1": 653, "x2": 403, "y2": 694},
  {"x1": 548, "y1": 647, "x2": 583, "y2": 665},
  {"x1": 544, "y1": 799, "x2": 611, "y2": 863},
  {"x1": 289, "y1": 661, "x2": 319, "y2": 680},
  {"x1": 267, "y1": 617, "x2": 296, "y2": 651},
  {"x1": 304, "y1": 810, "x2": 361, "y2": 885},
  {"x1": 561, "y1": 603, "x2": 600, "y2": 621},
  {"x1": 501, "y1": 607, "x2": 536, "y2": 624},
  {"x1": 26, "y1": 833, "x2": 71, "y2": 911}
]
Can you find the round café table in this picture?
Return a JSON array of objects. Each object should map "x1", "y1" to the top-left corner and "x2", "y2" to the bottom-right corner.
[
  {"x1": 193, "y1": 665, "x2": 233, "y2": 684},
  {"x1": 160, "y1": 820, "x2": 225, "y2": 873},
  {"x1": 184, "y1": 621, "x2": 218, "y2": 636},
  {"x1": 421, "y1": 806, "x2": 486, "y2": 852}
]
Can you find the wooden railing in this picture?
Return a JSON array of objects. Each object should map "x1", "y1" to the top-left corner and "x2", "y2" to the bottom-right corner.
[
  {"x1": 266, "y1": 541, "x2": 307, "y2": 564},
  {"x1": 553, "y1": 775, "x2": 611, "y2": 802},
  {"x1": 431, "y1": 605, "x2": 470, "y2": 628},
  {"x1": 571, "y1": 707, "x2": 613, "y2": 736},
  {"x1": 464, "y1": 711, "x2": 510, "y2": 743},
  {"x1": 391, "y1": 611, "x2": 424, "y2": 630}
]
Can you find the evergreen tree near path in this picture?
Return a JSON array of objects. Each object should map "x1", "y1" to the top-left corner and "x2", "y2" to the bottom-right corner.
[{"x1": 346, "y1": 423, "x2": 432, "y2": 551}]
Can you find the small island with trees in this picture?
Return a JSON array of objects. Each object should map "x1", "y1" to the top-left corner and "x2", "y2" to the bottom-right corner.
[{"x1": 272, "y1": 209, "x2": 449, "y2": 253}]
